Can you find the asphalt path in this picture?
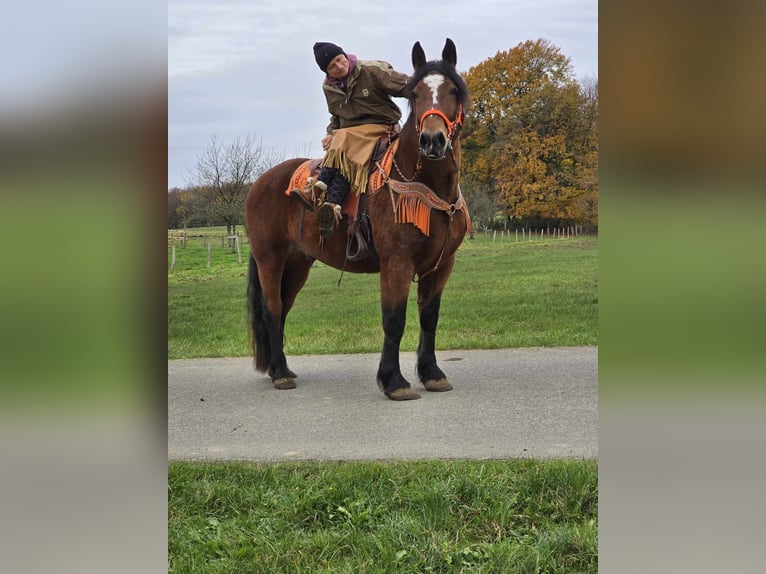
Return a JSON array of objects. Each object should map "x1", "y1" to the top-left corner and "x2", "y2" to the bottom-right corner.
[{"x1": 168, "y1": 347, "x2": 597, "y2": 462}]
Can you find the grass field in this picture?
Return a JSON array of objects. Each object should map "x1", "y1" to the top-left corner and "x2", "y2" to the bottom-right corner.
[
  {"x1": 168, "y1": 228, "x2": 598, "y2": 572},
  {"x1": 168, "y1": 230, "x2": 597, "y2": 359},
  {"x1": 169, "y1": 459, "x2": 597, "y2": 573}
]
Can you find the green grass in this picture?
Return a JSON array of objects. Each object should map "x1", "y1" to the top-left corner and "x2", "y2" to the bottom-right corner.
[
  {"x1": 168, "y1": 231, "x2": 597, "y2": 359},
  {"x1": 168, "y1": 229, "x2": 598, "y2": 572},
  {"x1": 168, "y1": 459, "x2": 597, "y2": 573}
]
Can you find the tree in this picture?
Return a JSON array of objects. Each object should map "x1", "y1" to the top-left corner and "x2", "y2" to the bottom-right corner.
[
  {"x1": 191, "y1": 134, "x2": 283, "y2": 241},
  {"x1": 462, "y1": 39, "x2": 598, "y2": 229},
  {"x1": 167, "y1": 187, "x2": 184, "y2": 229},
  {"x1": 460, "y1": 173, "x2": 498, "y2": 231}
]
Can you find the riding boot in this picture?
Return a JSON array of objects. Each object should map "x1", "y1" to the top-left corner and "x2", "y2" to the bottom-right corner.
[
  {"x1": 289, "y1": 176, "x2": 327, "y2": 212},
  {"x1": 317, "y1": 173, "x2": 350, "y2": 238}
]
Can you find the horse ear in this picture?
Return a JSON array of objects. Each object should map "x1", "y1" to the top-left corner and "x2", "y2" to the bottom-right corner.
[
  {"x1": 412, "y1": 41, "x2": 426, "y2": 71},
  {"x1": 442, "y1": 38, "x2": 457, "y2": 67}
]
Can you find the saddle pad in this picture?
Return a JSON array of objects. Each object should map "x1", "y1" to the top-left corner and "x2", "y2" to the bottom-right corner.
[
  {"x1": 284, "y1": 159, "x2": 322, "y2": 196},
  {"x1": 284, "y1": 140, "x2": 399, "y2": 220},
  {"x1": 283, "y1": 159, "x2": 357, "y2": 220}
]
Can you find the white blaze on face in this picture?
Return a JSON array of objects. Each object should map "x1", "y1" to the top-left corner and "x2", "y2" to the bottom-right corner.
[{"x1": 423, "y1": 74, "x2": 445, "y2": 106}]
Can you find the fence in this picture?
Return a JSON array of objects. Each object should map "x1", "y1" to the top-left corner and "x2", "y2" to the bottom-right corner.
[
  {"x1": 168, "y1": 231, "x2": 244, "y2": 274},
  {"x1": 478, "y1": 224, "x2": 585, "y2": 244},
  {"x1": 168, "y1": 225, "x2": 591, "y2": 274}
]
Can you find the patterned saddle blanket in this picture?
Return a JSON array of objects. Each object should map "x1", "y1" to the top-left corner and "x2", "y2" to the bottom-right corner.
[{"x1": 284, "y1": 139, "x2": 399, "y2": 222}]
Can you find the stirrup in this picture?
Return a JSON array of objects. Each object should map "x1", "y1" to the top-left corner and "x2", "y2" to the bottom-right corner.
[{"x1": 317, "y1": 202, "x2": 342, "y2": 238}]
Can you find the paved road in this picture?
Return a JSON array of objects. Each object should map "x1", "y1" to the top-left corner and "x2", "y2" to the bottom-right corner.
[{"x1": 168, "y1": 347, "x2": 597, "y2": 462}]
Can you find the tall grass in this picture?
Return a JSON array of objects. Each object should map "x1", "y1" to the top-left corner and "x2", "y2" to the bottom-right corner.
[{"x1": 168, "y1": 232, "x2": 597, "y2": 359}]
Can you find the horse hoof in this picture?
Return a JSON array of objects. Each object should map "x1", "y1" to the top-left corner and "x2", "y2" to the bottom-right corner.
[
  {"x1": 423, "y1": 379, "x2": 452, "y2": 392},
  {"x1": 268, "y1": 367, "x2": 297, "y2": 379},
  {"x1": 385, "y1": 387, "x2": 421, "y2": 401},
  {"x1": 273, "y1": 377, "x2": 297, "y2": 390}
]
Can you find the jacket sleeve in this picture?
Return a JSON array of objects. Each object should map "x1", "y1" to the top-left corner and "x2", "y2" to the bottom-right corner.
[
  {"x1": 326, "y1": 114, "x2": 340, "y2": 134},
  {"x1": 367, "y1": 61, "x2": 409, "y2": 98}
]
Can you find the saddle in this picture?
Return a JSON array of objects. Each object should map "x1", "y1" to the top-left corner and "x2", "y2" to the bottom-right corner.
[{"x1": 284, "y1": 133, "x2": 399, "y2": 262}]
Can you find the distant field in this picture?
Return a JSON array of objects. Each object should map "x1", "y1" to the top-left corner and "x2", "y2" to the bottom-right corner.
[{"x1": 168, "y1": 229, "x2": 597, "y2": 359}]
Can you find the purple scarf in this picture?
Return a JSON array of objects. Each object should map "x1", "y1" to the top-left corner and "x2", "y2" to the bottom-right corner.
[{"x1": 325, "y1": 53, "x2": 357, "y2": 90}]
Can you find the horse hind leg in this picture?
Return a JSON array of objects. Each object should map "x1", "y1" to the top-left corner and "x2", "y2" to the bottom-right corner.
[
  {"x1": 268, "y1": 250, "x2": 315, "y2": 387},
  {"x1": 247, "y1": 251, "x2": 306, "y2": 389}
]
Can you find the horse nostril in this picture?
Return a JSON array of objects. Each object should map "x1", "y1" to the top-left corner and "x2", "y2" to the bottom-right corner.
[{"x1": 419, "y1": 131, "x2": 447, "y2": 157}]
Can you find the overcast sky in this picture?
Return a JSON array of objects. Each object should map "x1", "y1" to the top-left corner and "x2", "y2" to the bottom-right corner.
[{"x1": 168, "y1": 0, "x2": 597, "y2": 189}]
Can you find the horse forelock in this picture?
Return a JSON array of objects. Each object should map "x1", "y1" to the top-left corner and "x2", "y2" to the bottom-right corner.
[{"x1": 406, "y1": 61, "x2": 468, "y2": 115}]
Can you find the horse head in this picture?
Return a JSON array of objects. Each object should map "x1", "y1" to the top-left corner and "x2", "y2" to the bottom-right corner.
[{"x1": 408, "y1": 38, "x2": 468, "y2": 160}]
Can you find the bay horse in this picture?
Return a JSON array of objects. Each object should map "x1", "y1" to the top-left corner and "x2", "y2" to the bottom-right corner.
[{"x1": 245, "y1": 38, "x2": 470, "y2": 401}]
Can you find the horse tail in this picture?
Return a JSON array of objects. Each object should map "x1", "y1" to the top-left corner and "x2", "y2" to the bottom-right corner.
[{"x1": 247, "y1": 253, "x2": 270, "y2": 372}]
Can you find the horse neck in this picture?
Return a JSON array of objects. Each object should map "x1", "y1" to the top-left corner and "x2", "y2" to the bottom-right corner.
[{"x1": 396, "y1": 115, "x2": 461, "y2": 202}]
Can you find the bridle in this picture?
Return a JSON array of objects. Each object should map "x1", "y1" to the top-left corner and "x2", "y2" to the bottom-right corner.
[
  {"x1": 392, "y1": 100, "x2": 463, "y2": 181},
  {"x1": 416, "y1": 103, "x2": 464, "y2": 150}
]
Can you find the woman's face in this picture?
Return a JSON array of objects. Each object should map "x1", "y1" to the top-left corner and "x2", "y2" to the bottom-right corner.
[{"x1": 326, "y1": 54, "x2": 349, "y2": 79}]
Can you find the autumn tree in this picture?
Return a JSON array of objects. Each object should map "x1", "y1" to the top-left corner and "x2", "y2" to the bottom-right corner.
[
  {"x1": 575, "y1": 75, "x2": 599, "y2": 230},
  {"x1": 462, "y1": 39, "x2": 598, "y2": 229},
  {"x1": 167, "y1": 187, "x2": 184, "y2": 229},
  {"x1": 190, "y1": 134, "x2": 283, "y2": 241}
]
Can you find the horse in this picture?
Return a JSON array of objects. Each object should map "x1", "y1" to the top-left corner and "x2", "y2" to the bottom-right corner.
[{"x1": 245, "y1": 38, "x2": 470, "y2": 401}]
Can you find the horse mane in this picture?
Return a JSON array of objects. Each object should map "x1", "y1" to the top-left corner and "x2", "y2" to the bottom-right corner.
[{"x1": 405, "y1": 60, "x2": 469, "y2": 114}]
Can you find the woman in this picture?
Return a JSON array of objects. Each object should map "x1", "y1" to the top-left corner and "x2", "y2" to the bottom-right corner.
[{"x1": 291, "y1": 42, "x2": 409, "y2": 237}]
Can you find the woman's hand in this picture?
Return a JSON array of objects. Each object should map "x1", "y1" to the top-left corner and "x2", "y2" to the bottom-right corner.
[{"x1": 321, "y1": 134, "x2": 333, "y2": 151}]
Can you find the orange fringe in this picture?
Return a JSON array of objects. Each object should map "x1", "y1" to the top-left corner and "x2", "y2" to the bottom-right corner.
[
  {"x1": 394, "y1": 194, "x2": 432, "y2": 236},
  {"x1": 369, "y1": 140, "x2": 399, "y2": 192}
]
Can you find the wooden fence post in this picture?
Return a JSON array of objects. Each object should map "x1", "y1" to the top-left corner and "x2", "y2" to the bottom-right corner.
[
  {"x1": 235, "y1": 235, "x2": 242, "y2": 264},
  {"x1": 207, "y1": 242, "x2": 212, "y2": 269},
  {"x1": 170, "y1": 244, "x2": 176, "y2": 274}
]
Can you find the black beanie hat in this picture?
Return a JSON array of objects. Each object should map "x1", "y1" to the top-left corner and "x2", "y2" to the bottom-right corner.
[{"x1": 313, "y1": 42, "x2": 345, "y2": 73}]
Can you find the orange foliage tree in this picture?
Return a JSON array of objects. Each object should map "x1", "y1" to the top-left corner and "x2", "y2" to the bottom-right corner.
[{"x1": 462, "y1": 39, "x2": 598, "y2": 230}]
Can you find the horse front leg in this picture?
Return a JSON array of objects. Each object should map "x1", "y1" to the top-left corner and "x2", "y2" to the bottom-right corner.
[
  {"x1": 416, "y1": 256, "x2": 456, "y2": 392},
  {"x1": 377, "y1": 264, "x2": 421, "y2": 401}
]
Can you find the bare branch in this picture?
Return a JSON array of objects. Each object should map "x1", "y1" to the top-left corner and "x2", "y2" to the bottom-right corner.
[{"x1": 187, "y1": 134, "x2": 285, "y2": 233}]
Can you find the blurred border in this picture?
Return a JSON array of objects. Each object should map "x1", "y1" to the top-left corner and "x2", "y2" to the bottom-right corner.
[
  {"x1": 0, "y1": 2, "x2": 167, "y2": 572},
  {"x1": 3, "y1": 1, "x2": 766, "y2": 572},
  {"x1": 601, "y1": 1, "x2": 766, "y2": 571}
]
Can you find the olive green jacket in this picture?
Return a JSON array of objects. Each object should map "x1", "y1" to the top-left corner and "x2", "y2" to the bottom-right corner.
[{"x1": 323, "y1": 60, "x2": 409, "y2": 134}]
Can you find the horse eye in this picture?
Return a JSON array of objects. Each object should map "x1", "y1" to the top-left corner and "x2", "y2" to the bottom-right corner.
[{"x1": 451, "y1": 87, "x2": 459, "y2": 97}]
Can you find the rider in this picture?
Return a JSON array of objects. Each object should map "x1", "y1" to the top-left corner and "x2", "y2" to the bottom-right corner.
[{"x1": 291, "y1": 42, "x2": 409, "y2": 238}]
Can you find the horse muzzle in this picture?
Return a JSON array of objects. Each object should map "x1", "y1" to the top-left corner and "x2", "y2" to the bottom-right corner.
[{"x1": 419, "y1": 130, "x2": 449, "y2": 160}]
